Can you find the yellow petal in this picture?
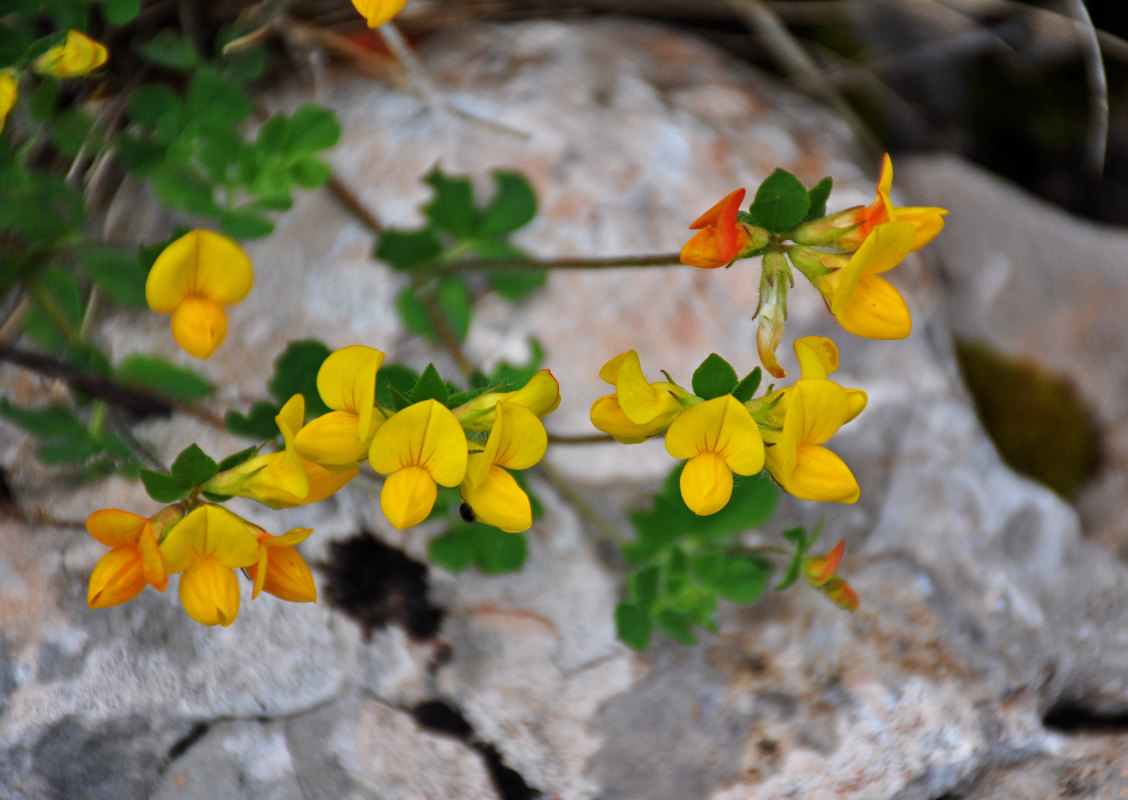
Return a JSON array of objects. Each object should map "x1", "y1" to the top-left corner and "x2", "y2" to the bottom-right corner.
[
  {"x1": 170, "y1": 296, "x2": 227, "y2": 359},
  {"x1": 33, "y1": 30, "x2": 108, "y2": 77},
  {"x1": 484, "y1": 403, "x2": 547, "y2": 472},
  {"x1": 138, "y1": 524, "x2": 168, "y2": 591},
  {"x1": 792, "y1": 380, "x2": 851, "y2": 447},
  {"x1": 179, "y1": 556, "x2": 241, "y2": 626},
  {"x1": 793, "y1": 336, "x2": 839, "y2": 381},
  {"x1": 680, "y1": 452, "x2": 733, "y2": 515},
  {"x1": 368, "y1": 400, "x2": 467, "y2": 487},
  {"x1": 294, "y1": 410, "x2": 371, "y2": 468},
  {"x1": 300, "y1": 460, "x2": 358, "y2": 503},
  {"x1": 462, "y1": 465, "x2": 533, "y2": 533},
  {"x1": 616, "y1": 352, "x2": 682, "y2": 425},
  {"x1": 315, "y1": 345, "x2": 384, "y2": 433},
  {"x1": 590, "y1": 395, "x2": 666, "y2": 444},
  {"x1": 830, "y1": 221, "x2": 915, "y2": 314},
  {"x1": 350, "y1": 0, "x2": 408, "y2": 27},
  {"x1": 380, "y1": 465, "x2": 437, "y2": 529},
  {"x1": 87, "y1": 548, "x2": 146, "y2": 608},
  {"x1": 665, "y1": 395, "x2": 763, "y2": 476},
  {"x1": 86, "y1": 508, "x2": 148, "y2": 548},
  {"x1": 253, "y1": 546, "x2": 317, "y2": 603},
  {"x1": 146, "y1": 230, "x2": 253, "y2": 311},
  {"x1": 500, "y1": 369, "x2": 561, "y2": 418},
  {"x1": 895, "y1": 206, "x2": 948, "y2": 251},
  {"x1": 599, "y1": 351, "x2": 633, "y2": 384},
  {"x1": 0, "y1": 70, "x2": 17, "y2": 134},
  {"x1": 159, "y1": 505, "x2": 260, "y2": 573},
  {"x1": 835, "y1": 274, "x2": 912, "y2": 340},
  {"x1": 779, "y1": 444, "x2": 860, "y2": 504}
]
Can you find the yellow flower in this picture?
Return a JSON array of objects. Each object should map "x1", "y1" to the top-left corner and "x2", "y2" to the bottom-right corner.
[
  {"x1": 590, "y1": 351, "x2": 689, "y2": 444},
  {"x1": 794, "y1": 154, "x2": 947, "y2": 253},
  {"x1": 295, "y1": 345, "x2": 385, "y2": 469},
  {"x1": 246, "y1": 528, "x2": 317, "y2": 603},
  {"x1": 350, "y1": 0, "x2": 409, "y2": 27},
  {"x1": 208, "y1": 395, "x2": 358, "y2": 508},
  {"x1": 461, "y1": 403, "x2": 547, "y2": 533},
  {"x1": 145, "y1": 230, "x2": 254, "y2": 359},
  {"x1": 33, "y1": 30, "x2": 108, "y2": 77},
  {"x1": 755, "y1": 337, "x2": 865, "y2": 504},
  {"x1": 159, "y1": 505, "x2": 260, "y2": 626},
  {"x1": 665, "y1": 394, "x2": 764, "y2": 515},
  {"x1": 368, "y1": 399, "x2": 468, "y2": 529},
  {"x1": 0, "y1": 70, "x2": 17, "y2": 134},
  {"x1": 454, "y1": 369, "x2": 561, "y2": 433},
  {"x1": 86, "y1": 509, "x2": 167, "y2": 608},
  {"x1": 795, "y1": 221, "x2": 917, "y2": 340}
]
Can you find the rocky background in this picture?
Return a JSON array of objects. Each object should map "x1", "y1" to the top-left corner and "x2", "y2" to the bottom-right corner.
[{"x1": 3, "y1": 8, "x2": 1128, "y2": 800}]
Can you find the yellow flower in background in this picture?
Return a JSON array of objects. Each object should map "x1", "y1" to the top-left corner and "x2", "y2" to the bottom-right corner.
[
  {"x1": 295, "y1": 345, "x2": 385, "y2": 469},
  {"x1": 145, "y1": 230, "x2": 253, "y2": 359},
  {"x1": 590, "y1": 351, "x2": 689, "y2": 444},
  {"x1": 665, "y1": 394, "x2": 764, "y2": 515},
  {"x1": 86, "y1": 509, "x2": 168, "y2": 608},
  {"x1": 350, "y1": 0, "x2": 408, "y2": 27},
  {"x1": 158, "y1": 505, "x2": 260, "y2": 626},
  {"x1": 209, "y1": 395, "x2": 358, "y2": 508},
  {"x1": 246, "y1": 528, "x2": 317, "y2": 603},
  {"x1": 369, "y1": 399, "x2": 468, "y2": 529},
  {"x1": 33, "y1": 30, "x2": 108, "y2": 77},
  {"x1": 0, "y1": 70, "x2": 17, "y2": 134},
  {"x1": 461, "y1": 403, "x2": 547, "y2": 533}
]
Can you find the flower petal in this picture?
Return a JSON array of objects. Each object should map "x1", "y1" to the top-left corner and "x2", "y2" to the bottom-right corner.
[
  {"x1": 368, "y1": 400, "x2": 467, "y2": 487},
  {"x1": 590, "y1": 395, "x2": 664, "y2": 443},
  {"x1": 380, "y1": 465, "x2": 437, "y2": 529},
  {"x1": 86, "y1": 508, "x2": 148, "y2": 548},
  {"x1": 0, "y1": 70, "x2": 17, "y2": 135},
  {"x1": 501, "y1": 369, "x2": 561, "y2": 418},
  {"x1": 33, "y1": 30, "x2": 108, "y2": 77},
  {"x1": 486, "y1": 403, "x2": 547, "y2": 471},
  {"x1": 830, "y1": 221, "x2": 915, "y2": 313},
  {"x1": 145, "y1": 230, "x2": 253, "y2": 311},
  {"x1": 780, "y1": 444, "x2": 860, "y2": 504},
  {"x1": 315, "y1": 345, "x2": 384, "y2": 425},
  {"x1": 254, "y1": 546, "x2": 317, "y2": 603},
  {"x1": 794, "y1": 336, "x2": 839, "y2": 381},
  {"x1": 295, "y1": 410, "x2": 371, "y2": 468},
  {"x1": 350, "y1": 0, "x2": 408, "y2": 27},
  {"x1": 462, "y1": 465, "x2": 533, "y2": 533},
  {"x1": 170, "y1": 296, "x2": 227, "y2": 359},
  {"x1": 87, "y1": 548, "x2": 146, "y2": 608},
  {"x1": 179, "y1": 556, "x2": 241, "y2": 626},
  {"x1": 617, "y1": 352, "x2": 682, "y2": 425},
  {"x1": 680, "y1": 452, "x2": 733, "y2": 515},
  {"x1": 835, "y1": 274, "x2": 912, "y2": 340},
  {"x1": 159, "y1": 505, "x2": 259, "y2": 573},
  {"x1": 666, "y1": 395, "x2": 762, "y2": 476}
]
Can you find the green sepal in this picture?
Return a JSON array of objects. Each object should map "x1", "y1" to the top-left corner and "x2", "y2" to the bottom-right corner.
[{"x1": 377, "y1": 365, "x2": 419, "y2": 410}]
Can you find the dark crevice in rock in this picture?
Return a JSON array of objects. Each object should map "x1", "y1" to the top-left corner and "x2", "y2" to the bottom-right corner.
[
  {"x1": 1043, "y1": 701, "x2": 1128, "y2": 734},
  {"x1": 167, "y1": 721, "x2": 211, "y2": 760},
  {"x1": 412, "y1": 700, "x2": 543, "y2": 800},
  {"x1": 318, "y1": 532, "x2": 444, "y2": 641},
  {"x1": 0, "y1": 465, "x2": 13, "y2": 508}
]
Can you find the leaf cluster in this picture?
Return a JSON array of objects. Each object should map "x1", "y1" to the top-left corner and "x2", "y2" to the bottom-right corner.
[
  {"x1": 140, "y1": 442, "x2": 255, "y2": 503},
  {"x1": 615, "y1": 465, "x2": 779, "y2": 650},
  {"x1": 377, "y1": 169, "x2": 544, "y2": 344},
  {"x1": 740, "y1": 169, "x2": 833, "y2": 234}
]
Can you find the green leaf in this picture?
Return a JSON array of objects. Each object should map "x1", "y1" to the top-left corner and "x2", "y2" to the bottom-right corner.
[
  {"x1": 196, "y1": 128, "x2": 243, "y2": 182},
  {"x1": 775, "y1": 525, "x2": 817, "y2": 591},
  {"x1": 716, "y1": 555, "x2": 771, "y2": 604},
  {"x1": 424, "y1": 170, "x2": 477, "y2": 237},
  {"x1": 170, "y1": 444, "x2": 219, "y2": 487},
  {"x1": 185, "y1": 67, "x2": 251, "y2": 129},
  {"x1": 225, "y1": 402, "x2": 281, "y2": 440},
  {"x1": 373, "y1": 365, "x2": 415, "y2": 410},
  {"x1": 0, "y1": 399, "x2": 85, "y2": 438},
  {"x1": 217, "y1": 446, "x2": 258, "y2": 472},
  {"x1": 219, "y1": 38, "x2": 267, "y2": 83},
  {"x1": 427, "y1": 527, "x2": 477, "y2": 572},
  {"x1": 615, "y1": 603, "x2": 652, "y2": 651},
  {"x1": 628, "y1": 565, "x2": 661, "y2": 610},
  {"x1": 288, "y1": 155, "x2": 331, "y2": 189},
  {"x1": 804, "y1": 177, "x2": 833, "y2": 222},
  {"x1": 267, "y1": 339, "x2": 332, "y2": 416},
  {"x1": 427, "y1": 525, "x2": 528, "y2": 574},
  {"x1": 375, "y1": 228, "x2": 443, "y2": 271},
  {"x1": 137, "y1": 29, "x2": 200, "y2": 70},
  {"x1": 49, "y1": 108, "x2": 97, "y2": 157},
  {"x1": 731, "y1": 368, "x2": 762, "y2": 403},
  {"x1": 689, "y1": 552, "x2": 726, "y2": 587},
  {"x1": 220, "y1": 209, "x2": 274, "y2": 239},
  {"x1": 255, "y1": 114, "x2": 290, "y2": 154},
  {"x1": 284, "y1": 104, "x2": 341, "y2": 154},
  {"x1": 747, "y1": 168, "x2": 810, "y2": 234},
  {"x1": 28, "y1": 79, "x2": 59, "y2": 121},
  {"x1": 114, "y1": 133, "x2": 167, "y2": 176},
  {"x1": 411, "y1": 363, "x2": 450, "y2": 405},
  {"x1": 37, "y1": 434, "x2": 103, "y2": 465},
  {"x1": 488, "y1": 267, "x2": 546, "y2": 301},
  {"x1": 31, "y1": 266, "x2": 83, "y2": 334},
  {"x1": 127, "y1": 84, "x2": 181, "y2": 127},
  {"x1": 116, "y1": 354, "x2": 212, "y2": 401},
  {"x1": 691, "y1": 353, "x2": 738, "y2": 400},
  {"x1": 653, "y1": 608, "x2": 697, "y2": 645},
  {"x1": 100, "y1": 0, "x2": 141, "y2": 25},
  {"x1": 478, "y1": 171, "x2": 537, "y2": 236},
  {"x1": 151, "y1": 165, "x2": 221, "y2": 217},
  {"x1": 437, "y1": 278, "x2": 472, "y2": 341},
  {"x1": 80, "y1": 248, "x2": 147, "y2": 307},
  {"x1": 694, "y1": 472, "x2": 779, "y2": 544},
  {"x1": 140, "y1": 469, "x2": 188, "y2": 503}
]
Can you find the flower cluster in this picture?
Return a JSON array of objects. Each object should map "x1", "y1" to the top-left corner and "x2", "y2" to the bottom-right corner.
[
  {"x1": 680, "y1": 155, "x2": 947, "y2": 378},
  {"x1": 0, "y1": 29, "x2": 108, "y2": 133},
  {"x1": 591, "y1": 336, "x2": 865, "y2": 515},
  {"x1": 86, "y1": 344, "x2": 559, "y2": 623}
]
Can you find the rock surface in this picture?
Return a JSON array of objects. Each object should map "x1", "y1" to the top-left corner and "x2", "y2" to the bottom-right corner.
[{"x1": 3, "y1": 17, "x2": 1128, "y2": 800}]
